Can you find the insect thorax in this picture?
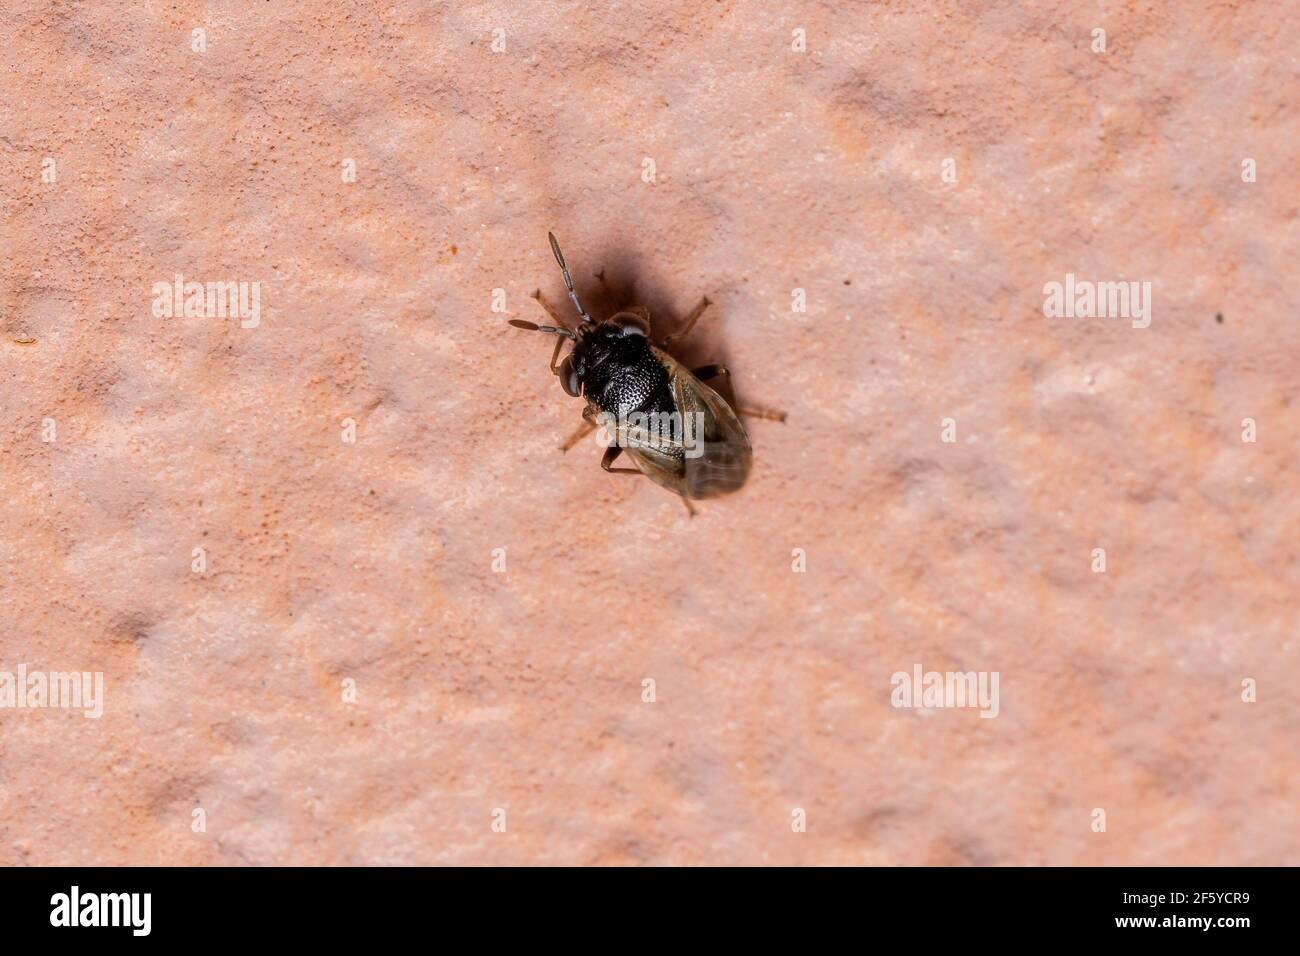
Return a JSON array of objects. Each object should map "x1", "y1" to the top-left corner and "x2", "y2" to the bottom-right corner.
[{"x1": 577, "y1": 332, "x2": 676, "y2": 419}]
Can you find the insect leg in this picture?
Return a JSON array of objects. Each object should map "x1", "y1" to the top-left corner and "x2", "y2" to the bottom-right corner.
[
  {"x1": 560, "y1": 420, "x2": 596, "y2": 452},
  {"x1": 600, "y1": 445, "x2": 641, "y2": 474},
  {"x1": 530, "y1": 290, "x2": 573, "y2": 331},
  {"x1": 548, "y1": 334, "x2": 567, "y2": 374},
  {"x1": 661, "y1": 296, "x2": 711, "y2": 348},
  {"x1": 736, "y1": 404, "x2": 787, "y2": 422},
  {"x1": 691, "y1": 364, "x2": 730, "y2": 382},
  {"x1": 678, "y1": 495, "x2": 698, "y2": 518}
]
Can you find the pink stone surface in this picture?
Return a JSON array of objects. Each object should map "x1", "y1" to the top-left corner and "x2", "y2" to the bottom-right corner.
[{"x1": 1, "y1": 2, "x2": 1296, "y2": 865}]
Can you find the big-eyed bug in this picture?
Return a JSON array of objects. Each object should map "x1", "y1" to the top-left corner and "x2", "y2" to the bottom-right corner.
[{"x1": 509, "y1": 233, "x2": 783, "y2": 515}]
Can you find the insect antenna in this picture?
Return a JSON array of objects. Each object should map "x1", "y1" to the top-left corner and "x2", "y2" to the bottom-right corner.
[
  {"x1": 547, "y1": 232, "x2": 594, "y2": 324},
  {"x1": 508, "y1": 319, "x2": 576, "y2": 339}
]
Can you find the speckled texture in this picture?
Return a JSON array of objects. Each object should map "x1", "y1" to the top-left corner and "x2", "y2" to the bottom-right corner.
[{"x1": 1, "y1": 1, "x2": 1296, "y2": 865}]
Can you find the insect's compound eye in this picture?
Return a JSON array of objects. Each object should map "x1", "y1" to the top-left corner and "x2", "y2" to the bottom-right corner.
[
  {"x1": 558, "y1": 356, "x2": 582, "y2": 396},
  {"x1": 612, "y1": 313, "x2": 649, "y2": 337}
]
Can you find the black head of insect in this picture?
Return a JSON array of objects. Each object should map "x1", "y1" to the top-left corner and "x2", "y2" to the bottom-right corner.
[{"x1": 509, "y1": 233, "x2": 656, "y2": 401}]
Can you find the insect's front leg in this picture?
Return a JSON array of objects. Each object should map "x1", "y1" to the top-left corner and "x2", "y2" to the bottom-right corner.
[
  {"x1": 548, "y1": 334, "x2": 566, "y2": 374},
  {"x1": 531, "y1": 289, "x2": 572, "y2": 331},
  {"x1": 661, "y1": 296, "x2": 711, "y2": 348}
]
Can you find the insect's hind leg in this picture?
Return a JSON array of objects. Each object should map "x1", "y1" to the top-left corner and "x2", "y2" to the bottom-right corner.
[
  {"x1": 736, "y1": 404, "x2": 787, "y2": 422},
  {"x1": 691, "y1": 364, "x2": 730, "y2": 382},
  {"x1": 661, "y1": 296, "x2": 712, "y2": 348},
  {"x1": 691, "y1": 364, "x2": 783, "y2": 420}
]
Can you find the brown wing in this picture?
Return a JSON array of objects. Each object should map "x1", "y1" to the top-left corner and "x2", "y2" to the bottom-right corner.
[{"x1": 618, "y1": 347, "x2": 752, "y2": 500}]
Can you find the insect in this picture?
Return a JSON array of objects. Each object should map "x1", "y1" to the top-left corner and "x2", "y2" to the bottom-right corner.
[{"x1": 509, "y1": 233, "x2": 783, "y2": 515}]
